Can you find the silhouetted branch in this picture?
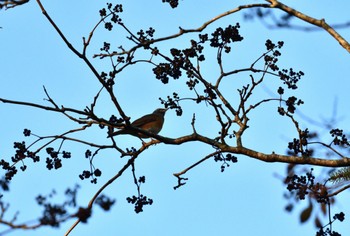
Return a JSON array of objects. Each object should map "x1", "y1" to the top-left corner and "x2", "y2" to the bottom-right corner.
[
  {"x1": 1, "y1": 1, "x2": 349, "y2": 235},
  {"x1": 65, "y1": 148, "x2": 147, "y2": 235},
  {"x1": 0, "y1": 0, "x2": 29, "y2": 9},
  {"x1": 173, "y1": 151, "x2": 220, "y2": 189},
  {"x1": 266, "y1": 0, "x2": 350, "y2": 53},
  {"x1": 327, "y1": 184, "x2": 350, "y2": 198},
  {"x1": 35, "y1": 0, "x2": 128, "y2": 122}
]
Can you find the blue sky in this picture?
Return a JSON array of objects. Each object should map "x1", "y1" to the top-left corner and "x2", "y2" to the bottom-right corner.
[{"x1": 1, "y1": 1, "x2": 350, "y2": 235}]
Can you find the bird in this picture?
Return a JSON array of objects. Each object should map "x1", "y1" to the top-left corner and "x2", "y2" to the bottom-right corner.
[{"x1": 109, "y1": 108, "x2": 168, "y2": 138}]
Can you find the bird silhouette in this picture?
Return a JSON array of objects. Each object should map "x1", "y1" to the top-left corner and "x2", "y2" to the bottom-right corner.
[{"x1": 109, "y1": 108, "x2": 168, "y2": 138}]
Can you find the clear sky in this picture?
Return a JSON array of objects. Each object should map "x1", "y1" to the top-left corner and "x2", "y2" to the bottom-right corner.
[{"x1": 1, "y1": 1, "x2": 350, "y2": 236}]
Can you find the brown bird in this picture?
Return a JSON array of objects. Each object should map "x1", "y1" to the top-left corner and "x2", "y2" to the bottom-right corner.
[{"x1": 109, "y1": 108, "x2": 168, "y2": 138}]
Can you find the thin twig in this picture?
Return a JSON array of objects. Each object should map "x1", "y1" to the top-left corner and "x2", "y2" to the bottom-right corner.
[
  {"x1": 327, "y1": 184, "x2": 350, "y2": 197},
  {"x1": 173, "y1": 151, "x2": 220, "y2": 178}
]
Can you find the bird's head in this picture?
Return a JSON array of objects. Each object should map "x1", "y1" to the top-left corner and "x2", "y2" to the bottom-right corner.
[{"x1": 152, "y1": 108, "x2": 168, "y2": 116}]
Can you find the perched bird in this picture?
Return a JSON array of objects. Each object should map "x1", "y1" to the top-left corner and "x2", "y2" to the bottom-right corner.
[{"x1": 109, "y1": 108, "x2": 168, "y2": 138}]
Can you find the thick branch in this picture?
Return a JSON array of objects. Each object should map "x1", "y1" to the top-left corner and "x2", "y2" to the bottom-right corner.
[
  {"x1": 229, "y1": 146, "x2": 350, "y2": 167},
  {"x1": 148, "y1": 133, "x2": 350, "y2": 167}
]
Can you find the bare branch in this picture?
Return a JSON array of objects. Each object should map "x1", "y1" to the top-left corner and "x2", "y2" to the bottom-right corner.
[
  {"x1": 65, "y1": 141, "x2": 154, "y2": 235},
  {"x1": 0, "y1": 0, "x2": 29, "y2": 10},
  {"x1": 173, "y1": 151, "x2": 220, "y2": 180},
  {"x1": 267, "y1": 0, "x2": 350, "y2": 53},
  {"x1": 34, "y1": 0, "x2": 128, "y2": 121},
  {"x1": 309, "y1": 141, "x2": 347, "y2": 159},
  {"x1": 148, "y1": 133, "x2": 350, "y2": 167},
  {"x1": 0, "y1": 97, "x2": 87, "y2": 117},
  {"x1": 327, "y1": 184, "x2": 350, "y2": 197},
  {"x1": 93, "y1": 3, "x2": 272, "y2": 59}
]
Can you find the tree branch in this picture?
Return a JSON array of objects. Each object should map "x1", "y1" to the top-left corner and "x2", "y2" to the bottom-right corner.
[
  {"x1": 149, "y1": 133, "x2": 350, "y2": 167},
  {"x1": 0, "y1": 97, "x2": 87, "y2": 117},
  {"x1": 267, "y1": 0, "x2": 350, "y2": 53},
  {"x1": 93, "y1": 3, "x2": 272, "y2": 59},
  {"x1": 64, "y1": 142, "x2": 152, "y2": 235},
  {"x1": 34, "y1": 0, "x2": 128, "y2": 121},
  {"x1": 173, "y1": 151, "x2": 219, "y2": 189},
  {"x1": 0, "y1": 0, "x2": 29, "y2": 9},
  {"x1": 327, "y1": 184, "x2": 350, "y2": 197}
]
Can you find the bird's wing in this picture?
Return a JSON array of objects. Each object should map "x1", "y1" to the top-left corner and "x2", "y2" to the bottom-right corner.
[{"x1": 131, "y1": 114, "x2": 158, "y2": 127}]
